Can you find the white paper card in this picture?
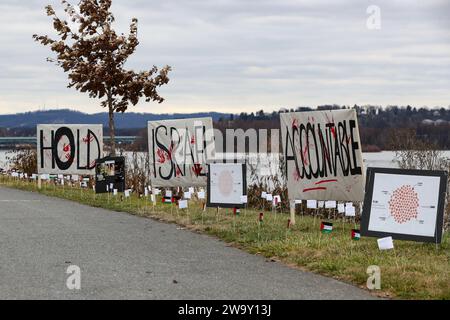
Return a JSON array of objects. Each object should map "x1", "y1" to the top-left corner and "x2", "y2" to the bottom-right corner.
[
  {"x1": 240, "y1": 195, "x2": 248, "y2": 204},
  {"x1": 345, "y1": 205, "x2": 356, "y2": 217},
  {"x1": 306, "y1": 200, "x2": 317, "y2": 209},
  {"x1": 325, "y1": 201, "x2": 336, "y2": 209},
  {"x1": 179, "y1": 200, "x2": 188, "y2": 209},
  {"x1": 377, "y1": 236, "x2": 394, "y2": 250}
]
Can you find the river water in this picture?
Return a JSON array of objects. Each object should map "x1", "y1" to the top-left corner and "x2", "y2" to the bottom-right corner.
[{"x1": 0, "y1": 149, "x2": 419, "y2": 171}]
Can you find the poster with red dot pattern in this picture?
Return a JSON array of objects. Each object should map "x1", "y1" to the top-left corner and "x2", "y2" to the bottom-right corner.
[{"x1": 367, "y1": 173, "x2": 441, "y2": 237}]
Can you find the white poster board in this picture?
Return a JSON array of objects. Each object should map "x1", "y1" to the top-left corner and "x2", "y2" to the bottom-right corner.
[
  {"x1": 37, "y1": 124, "x2": 103, "y2": 175},
  {"x1": 207, "y1": 163, "x2": 246, "y2": 208},
  {"x1": 280, "y1": 109, "x2": 364, "y2": 201},
  {"x1": 148, "y1": 118, "x2": 215, "y2": 187},
  {"x1": 361, "y1": 168, "x2": 447, "y2": 243}
]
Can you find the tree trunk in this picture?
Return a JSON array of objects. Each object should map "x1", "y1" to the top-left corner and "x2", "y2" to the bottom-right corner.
[{"x1": 107, "y1": 93, "x2": 116, "y2": 156}]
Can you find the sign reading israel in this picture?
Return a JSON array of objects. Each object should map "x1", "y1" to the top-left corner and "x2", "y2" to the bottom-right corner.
[
  {"x1": 148, "y1": 118, "x2": 215, "y2": 187},
  {"x1": 280, "y1": 109, "x2": 364, "y2": 201},
  {"x1": 37, "y1": 124, "x2": 103, "y2": 175}
]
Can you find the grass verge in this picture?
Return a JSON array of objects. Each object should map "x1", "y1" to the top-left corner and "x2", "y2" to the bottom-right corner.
[{"x1": 1, "y1": 176, "x2": 449, "y2": 299}]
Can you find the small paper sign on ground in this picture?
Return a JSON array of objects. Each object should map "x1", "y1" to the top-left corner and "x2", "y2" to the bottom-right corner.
[
  {"x1": 318, "y1": 201, "x2": 325, "y2": 208},
  {"x1": 325, "y1": 201, "x2": 336, "y2": 209},
  {"x1": 240, "y1": 195, "x2": 248, "y2": 204},
  {"x1": 198, "y1": 191, "x2": 206, "y2": 199},
  {"x1": 261, "y1": 192, "x2": 267, "y2": 199},
  {"x1": 338, "y1": 203, "x2": 345, "y2": 213},
  {"x1": 188, "y1": 187, "x2": 195, "y2": 194},
  {"x1": 124, "y1": 190, "x2": 131, "y2": 198},
  {"x1": 345, "y1": 205, "x2": 356, "y2": 217},
  {"x1": 179, "y1": 200, "x2": 188, "y2": 209},
  {"x1": 266, "y1": 194, "x2": 273, "y2": 201},
  {"x1": 184, "y1": 192, "x2": 192, "y2": 199},
  {"x1": 306, "y1": 200, "x2": 317, "y2": 209},
  {"x1": 377, "y1": 236, "x2": 394, "y2": 250}
]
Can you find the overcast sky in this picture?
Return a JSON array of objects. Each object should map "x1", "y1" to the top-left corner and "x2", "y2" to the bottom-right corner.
[{"x1": 0, "y1": 0, "x2": 449, "y2": 115}]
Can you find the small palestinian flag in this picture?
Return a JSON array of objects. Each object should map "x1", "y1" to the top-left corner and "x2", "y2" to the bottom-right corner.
[
  {"x1": 162, "y1": 196, "x2": 173, "y2": 204},
  {"x1": 320, "y1": 222, "x2": 333, "y2": 234},
  {"x1": 351, "y1": 229, "x2": 361, "y2": 240},
  {"x1": 259, "y1": 212, "x2": 264, "y2": 223},
  {"x1": 233, "y1": 208, "x2": 240, "y2": 216}
]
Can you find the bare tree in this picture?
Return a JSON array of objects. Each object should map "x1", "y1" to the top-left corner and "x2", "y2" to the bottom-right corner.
[{"x1": 33, "y1": 0, "x2": 171, "y2": 155}]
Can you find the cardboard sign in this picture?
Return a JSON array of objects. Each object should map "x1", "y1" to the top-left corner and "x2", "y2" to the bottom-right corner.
[
  {"x1": 280, "y1": 109, "x2": 364, "y2": 201},
  {"x1": 361, "y1": 167, "x2": 448, "y2": 243},
  {"x1": 37, "y1": 124, "x2": 103, "y2": 175},
  {"x1": 148, "y1": 117, "x2": 215, "y2": 187}
]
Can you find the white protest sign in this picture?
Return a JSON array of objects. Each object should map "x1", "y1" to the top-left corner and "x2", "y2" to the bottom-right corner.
[
  {"x1": 148, "y1": 118, "x2": 215, "y2": 187},
  {"x1": 37, "y1": 124, "x2": 103, "y2": 175},
  {"x1": 280, "y1": 109, "x2": 364, "y2": 201}
]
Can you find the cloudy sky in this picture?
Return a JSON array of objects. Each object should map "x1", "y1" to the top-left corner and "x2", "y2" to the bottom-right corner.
[{"x1": 0, "y1": 0, "x2": 449, "y2": 114}]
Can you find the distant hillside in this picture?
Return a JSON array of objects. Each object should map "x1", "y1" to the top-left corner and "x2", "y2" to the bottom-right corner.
[{"x1": 0, "y1": 109, "x2": 232, "y2": 129}]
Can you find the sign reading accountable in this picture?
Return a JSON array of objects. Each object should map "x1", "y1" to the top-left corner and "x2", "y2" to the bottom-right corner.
[
  {"x1": 148, "y1": 118, "x2": 215, "y2": 187},
  {"x1": 37, "y1": 124, "x2": 103, "y2": 175},
  {"x1": 280, "y1": 109, "x2": 364, "y2": 201}
]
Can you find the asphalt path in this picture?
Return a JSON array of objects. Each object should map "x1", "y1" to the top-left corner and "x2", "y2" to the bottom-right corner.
[{"x1": 0, "y1": 186, "x2": 376, "y2": 299}]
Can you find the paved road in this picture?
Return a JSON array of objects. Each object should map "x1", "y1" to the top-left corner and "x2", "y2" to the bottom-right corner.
[{"x1": 0, "y1": 186, "x2": 375, "y2": 299}]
